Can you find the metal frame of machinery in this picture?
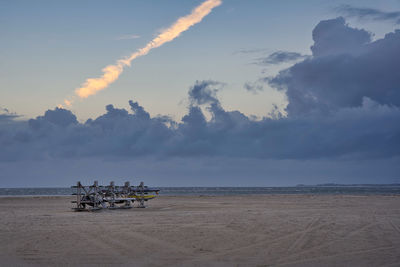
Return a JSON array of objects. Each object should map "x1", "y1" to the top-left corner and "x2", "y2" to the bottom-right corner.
[{"x1": 71, "y1": 181, "x2": 160, "y2": 211}]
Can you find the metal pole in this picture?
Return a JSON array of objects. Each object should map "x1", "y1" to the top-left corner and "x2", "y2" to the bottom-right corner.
[{"x1": 77, "y1": 181, "x2": 81, "y2": 209}]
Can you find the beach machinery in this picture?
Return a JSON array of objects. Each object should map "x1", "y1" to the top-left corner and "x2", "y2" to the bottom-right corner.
[{"x1": 71, "y1": 181, "x2": 160, "y2": 211}]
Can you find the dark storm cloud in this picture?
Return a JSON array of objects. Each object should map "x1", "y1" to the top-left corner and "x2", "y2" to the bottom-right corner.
[
  {"x1": 188, "y1": 80, "x2": 223, "y2": 105},
  {"x1": 256, "y1": 51, "x2": 308, "y2": 65},
  {"x1": 268, "y1": 17, "x2": 400, "y2": 115},
  {"x1": 310, "y1": 17, "x2": 371, "y2": 57},
  {"x1": 1, "y1": 95, "x2": 399, "y2": 161},
  {"x1": 0, "y1": 113, "x2": 17, "y2": 122},
  {"x1": 0, "y1": 108, "x2": 19, "y2": 122},
  {"x1": 1, "y1": 17, "x2": 399, "y2": 165},
  {"x1": 337, "y1": 5, "x2": 400, "y2": 24},
  {"x1": 29, "y1": 108, "x2": 78, "y2": 129}
]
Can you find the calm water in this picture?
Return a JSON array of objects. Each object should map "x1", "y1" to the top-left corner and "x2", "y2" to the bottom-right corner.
[{"x1": 1, "y1": 186, "x2": 400, "y2": 196}]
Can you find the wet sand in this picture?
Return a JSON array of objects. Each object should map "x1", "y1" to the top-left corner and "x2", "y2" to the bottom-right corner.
[{"x1": 1, "y1": 195, "x2": 400, "y2": 266}]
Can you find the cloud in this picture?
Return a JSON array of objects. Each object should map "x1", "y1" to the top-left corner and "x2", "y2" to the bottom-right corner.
[
  {"x1": 255, "y1": 51, "x2": 308, "y2": 65},
  {"x1": 68, "y1": 0, "x2": 222, "y2": 104},
  {"x1": 337, "y1": 5, "x2": 400, "y2": 24},
  {"x1": 268, "y1": 17, "x2": 400, "y2": 115},
  {"x1": 310, "y1": 17, "x2": 371, "y2": 57},
  {"x1": 1, "y1": 90, "x2": 399, "y2": 162},
  {"x1": 188, "y1": 80, "x2": 222, "y2": 105},
  {"x1": 29, "y1": 108, "x2": 78, "y2": 129},
  {"x1": 244, "y1": 81, "x2": 264, "y2": 94},
  {"x1": 2, "y1": 16, "x2": 400, "y2": 185},
  {"x1": 0, "y1": 108, "x2": 19, "y2": 123},
  {"x1": 116, "y1": 34, "x2": 141, "y2": 40}
]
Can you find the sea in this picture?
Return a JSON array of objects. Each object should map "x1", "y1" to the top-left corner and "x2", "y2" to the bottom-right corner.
[{"x1": 1, "y1": 186, "x2": 400, "y2": 196}]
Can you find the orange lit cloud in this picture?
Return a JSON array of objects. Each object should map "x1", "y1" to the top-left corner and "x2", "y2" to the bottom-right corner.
[{"x1": 67, "y1": 0, "x2": 221, "y2": 104}]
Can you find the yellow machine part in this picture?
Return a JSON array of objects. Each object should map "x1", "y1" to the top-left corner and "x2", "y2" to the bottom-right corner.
[{"x1": 128, "y1": 195, "x2": 156, "y2": 200}]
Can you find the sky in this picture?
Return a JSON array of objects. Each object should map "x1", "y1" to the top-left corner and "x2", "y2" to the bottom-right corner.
[{"x1": 1, "y1": 0, "x2": 400, "y2": 187}]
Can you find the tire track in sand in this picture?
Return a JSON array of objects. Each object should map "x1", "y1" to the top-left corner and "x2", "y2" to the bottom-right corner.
[
  {"x1": 276, "y1": 221, "x2": 378, "y2": 265},
  {"x1": 276, "y1": 245, "x2": 396, "y2": 266},
  {"x1": 181, "y1": 216, "x2": 329, "y2": 265},
  {"x1": 387, "y1": 218, "x2": 400, "y2": 235},
  {"x1": 286, "y1": 217, "x2": 321, "y2": 253},
  {"x1": 76, "y1": 223, "x2": 195, "y2": 260}
]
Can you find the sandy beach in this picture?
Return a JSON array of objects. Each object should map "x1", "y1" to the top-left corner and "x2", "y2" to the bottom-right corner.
[{"x1": 1, "y1": 195, "x2": 400, "y2": 266}]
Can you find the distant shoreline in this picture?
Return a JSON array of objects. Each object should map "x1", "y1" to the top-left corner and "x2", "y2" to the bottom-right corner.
[
  {"x1": 1, "y1": 184, "x2": 400, "y2": 189},
  {"x1": 296, "y1": 183, "x2": 400, "y2": 187},
  {"x1": 1, "y1": 185, "x2": 400, "y2": 196}
]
